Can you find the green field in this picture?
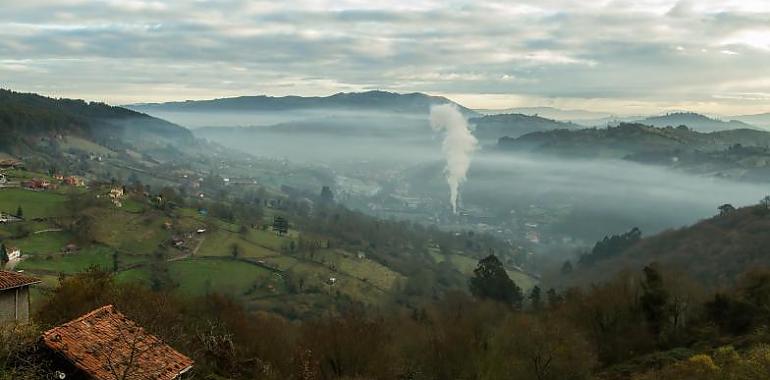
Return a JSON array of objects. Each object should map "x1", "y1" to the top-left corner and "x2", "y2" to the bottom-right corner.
[
  {"x1": 0, "y1": 188, "x2": 68, "y2": 218},
  {"x1": 17, "y1": 245, "x2": 116, "y2": 274},
  {"x1": 6, "y1": 231, "x2": 73, "y2": 256},
  {"x1": 117, "y1": 258, "x2": 282, "y2": 298},
  {"x1": 314, "y1": 249, "x2": 404, "y2": 291},
  {"x1": 120, "y1": 198, "x2": 147, "y2": 213},
  {"x1": 89, "y1": 209, "x2": 167, "y2": 254},
  {"x1": 197, "y1": 230, "x2": 280, "y2": 259},
  {"x1": 115, "y1": 267, "x2": 151, "y2": 284},
  {"x1": 170, "y1": 258, "x2": 282, "y2": 296}
]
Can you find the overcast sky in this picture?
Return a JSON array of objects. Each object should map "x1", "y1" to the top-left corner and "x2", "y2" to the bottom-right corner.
[{"x1": 1, "y1": 0, "x2": 769, "y2": 115}]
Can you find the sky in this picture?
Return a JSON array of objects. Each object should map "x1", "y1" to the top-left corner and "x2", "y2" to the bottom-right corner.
[{"x1": 1, "y1": 0, "x2": 770, "y2": 115}]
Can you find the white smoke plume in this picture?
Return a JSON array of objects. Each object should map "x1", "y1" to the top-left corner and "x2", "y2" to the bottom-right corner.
[{"x1": 430, "y1": 104, "x2": 478, "y2": 214}]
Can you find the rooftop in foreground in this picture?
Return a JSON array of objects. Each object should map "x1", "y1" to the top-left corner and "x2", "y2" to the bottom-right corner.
[
  {"x1": 0, "y1": 270, "x2": 41, "y2": 291},
  {"x1": 42, "y1": 305, "x2": 193, "y2": 380}
]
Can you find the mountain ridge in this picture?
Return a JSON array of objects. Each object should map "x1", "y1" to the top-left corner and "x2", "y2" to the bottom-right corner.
[
  {"x1": 127, "y1": 90, "x2": 479, "y2": 117},
  {"x1": 630, "y1": 112, "x2": 756, "y2": 132}
]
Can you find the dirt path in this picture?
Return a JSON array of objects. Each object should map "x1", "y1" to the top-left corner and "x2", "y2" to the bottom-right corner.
[
  {"x1": 192, "y1": 236, "x2": 205, "y2": 256},
  {"x1": 34, "y1": 228, "x2": 63, "y2": 234},
  {"x1": 165, "y1": 236, "x2": 206, "y2": 263}
]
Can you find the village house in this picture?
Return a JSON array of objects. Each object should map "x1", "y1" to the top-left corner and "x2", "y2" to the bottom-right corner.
[
  {"x1": 109, "y1": 186, "x2": 125, "y2": 199},
  {"x1": 62, "y1": 243, "x2": 79, "y2": 254},
  {"x1": 0, "y1": 212, "x2": 22, "y2": 224},
  {"x1": 23, "y1": 178, "x2": 51, "y2": 190},
  {"x1": 63, "y1": 176, "x2": 85, "y2": 186},
  {"x1": 0, "y1": 270, "x2": 40, "y2": 323},
  {"x1": 171, "y1": 236, "x2": 185, "y2": 248},
  {"x1": 42, "y1": 305, "x2": 194, "y2": 380},
  {"x1": 6, "y1": 246, "x2": 21, "y2": 261},
  {"x1": 109, "y1": 187, "x2": 125, "y2": 207}
]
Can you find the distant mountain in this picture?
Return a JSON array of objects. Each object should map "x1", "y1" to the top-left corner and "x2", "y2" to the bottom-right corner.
[
  {"x1": 632, "y1": 112, "x2": 755, "y2": 132},
  {"x1": 0, "y1": 89, "x2": 193, "y2": 149},
  {"x1": 498, "y1": 123, "x2": 770, "y2": 158},
  {"x1": 731, "y1": 112, "x2": 770, "y2": 129},
  {"x1": 470, "y1": 113, "x2": 580, "y2": 142},
  {"x1": 476, "y1": 106, "x2": 614, "y2": 122},
  {"x1": 128, "y1": 90, "x2": 479, "y2": 117}
]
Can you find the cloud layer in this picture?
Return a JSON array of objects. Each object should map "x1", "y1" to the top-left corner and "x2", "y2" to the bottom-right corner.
[{"x1": 1, "y1": 0, "x2": 769, "y2": 114}]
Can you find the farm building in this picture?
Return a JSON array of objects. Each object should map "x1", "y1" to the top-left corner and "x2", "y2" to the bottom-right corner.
[
  {"x1": 0, "y1": 270, "x2": 40, "y2": 323},
  {"x1": 63, "y1": 176, "x2": 85, "y2": 186},
  {"x1": 62, "y1": 243, "x2": 79, "y2": 254},
  {"x1": 42, "y1": 305, "x2": 194, "y2": 380},
  {"x1": 23, "y1": 179, "x2": 51, "y2": 190},
  {"x1": 0, "y1": 212, "x2": 23, "y2": 223},
  {"x1": 109, "y1": 187, "x2": 125, "y2": 199}
]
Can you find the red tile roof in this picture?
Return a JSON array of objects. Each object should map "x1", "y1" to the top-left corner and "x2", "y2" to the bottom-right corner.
[
  {"x1": 0, "y1": 270, "x2": 41, "y2": 291},
  {"x1": 42, "y1": 305, "x2": 194, "y2": 380}
]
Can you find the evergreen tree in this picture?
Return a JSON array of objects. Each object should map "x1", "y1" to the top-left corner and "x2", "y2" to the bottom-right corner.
[
  {"x1": 15, "y1": 205, "x2": 22, "y2": 218},
  {"x1": 641, "y1": 264, "x2": 669, "y2": 336},
  {"x1": 0, "y1": 244, "x2": 8, "y2": 265},
  {"x1": 469, "y1": 254, "x2": 523, "y2": 308},
  {"x1": 272, "y1": 216, "x2": 289, "y2": 236},
  {"x1": 320, "y1": 186, "x2": 334, "y2": 203},
  {"x1": 111, "y1": 252, "x2": 119, "y2": 273},
  {"x1": 529, "y1": 285, "x2": 542, "y2": 310},
  {"x1": 546, "y1": 288, "x2": 562, "y2": 308}
]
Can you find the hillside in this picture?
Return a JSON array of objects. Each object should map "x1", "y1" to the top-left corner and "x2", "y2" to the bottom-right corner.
[
  {"x1": 568, "y1": 203, "x2": 770, "y2": 288},
  {"x1": 0, "y1": 173, "x2": 535, "y2": 315},
  {"x1": 732, "y1": 112, "x2": 770, "y2": 128},
  {"x1": 476, "y1": 106, "x2": 614, "y2": 123},
  {"x1": 0, "y1": 89, "x2": 194, "y2": 151},
  {"x1": 497, "y1": 123, "x2": 770, "y2": 159},
  {"x1": 632, "y1": 112, "x2": 755, "y2": 132},
  {"x1": 470, "y1": 113, "x2": 580, "y2": 142},
  {"x1": 128, "y1": 90, "x2": 479, "y2": 117}
]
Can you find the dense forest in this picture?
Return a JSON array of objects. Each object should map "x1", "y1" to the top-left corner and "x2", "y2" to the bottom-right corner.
[
  {"x1": 6, "y1": 257, "x2": 770, "y2": 379},
  {"x1": 0, "y1": 89, "x2": 192, "y2": 152}
]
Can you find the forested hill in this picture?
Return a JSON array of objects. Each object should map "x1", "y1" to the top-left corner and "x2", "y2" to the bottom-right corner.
[
  {"x1": 0, "y1": 89, "x2": 193, "y2": 148},
  {"x1": 568, "y1": 203, "x2": 770, "y2": 289},
  {"x1": 634, "y1": 112, "x2": 756, "y2": 132},
  {"x1": 127, "y1": 90, "x2": 479, "y2": 116},
  {"x1": 470, "y1": 112, "x2": 579, "y2": 141},
  {"x1": 497, "y1": 123, "x2": 770, "y2": 158}
]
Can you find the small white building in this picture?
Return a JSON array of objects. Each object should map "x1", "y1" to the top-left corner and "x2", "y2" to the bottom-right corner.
[{"x1": 6, "y1": 247, "x2": 20, "y2": 261}]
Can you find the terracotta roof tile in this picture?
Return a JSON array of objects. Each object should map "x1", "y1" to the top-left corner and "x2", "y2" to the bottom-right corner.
[
  {"x1": 42, "y1": 305, "x2": 193, "y2": 380},
  {"x1": 0, "y1": 270, "x2": 41, "y2": 291}
]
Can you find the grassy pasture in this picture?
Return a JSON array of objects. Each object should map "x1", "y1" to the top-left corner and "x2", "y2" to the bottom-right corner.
[
  {"x1": 88, "y1": 208, "x2": 168, "y2": 254},
  {"x1": 0, "y1": 188, "x2": 68, "y2": 218},
  {"x1": 170, "y1": 258, "x2": 281, "y2": 297}
]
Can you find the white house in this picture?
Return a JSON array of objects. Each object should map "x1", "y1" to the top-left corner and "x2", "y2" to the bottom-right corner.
[
  {"x1": 6, "y1": 247, "x2": 21, "y2": 261},
  {"x1": 0, "y1": 173, "x2": 7, "y2": 185}
]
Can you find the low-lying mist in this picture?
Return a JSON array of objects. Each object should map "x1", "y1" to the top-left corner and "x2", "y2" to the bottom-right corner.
[
  {"x1": 462, "y1": 152, "x2": 768, "y2": 240},
  {"x1": 160, "y1": 108, "x2": 769, "y2": 244}
]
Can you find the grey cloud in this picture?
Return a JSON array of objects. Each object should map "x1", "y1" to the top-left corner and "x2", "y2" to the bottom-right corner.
[{"x1": 0, "y1": 0, "x2": 768, "y2": 113}]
